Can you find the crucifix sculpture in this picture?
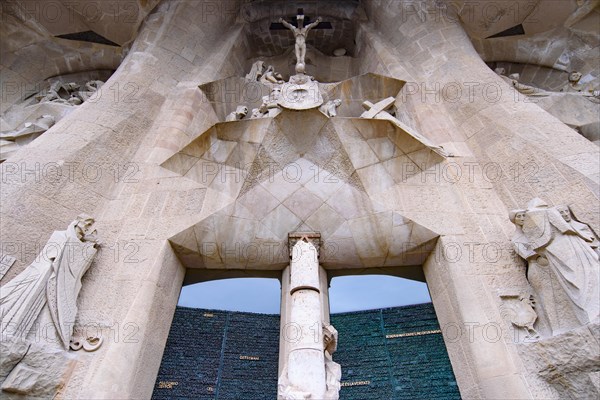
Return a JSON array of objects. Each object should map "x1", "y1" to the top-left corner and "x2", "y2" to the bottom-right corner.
[{"x1": 279, "y1": 10, "x2": 322, "y2": 74}]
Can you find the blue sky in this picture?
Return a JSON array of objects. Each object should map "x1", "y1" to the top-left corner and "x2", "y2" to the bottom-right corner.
[{"x1": 178, "y1": 275, "x2": 431, "y2": 314}]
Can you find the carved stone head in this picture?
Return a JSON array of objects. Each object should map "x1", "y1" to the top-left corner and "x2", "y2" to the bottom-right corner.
[
  {"x1": 556, "y1": 205, "x2": 572, "y2": 222},
  {"x1": 569, "y1": 71, "x2": 582, "y2": 83},
  {"x1": 235, "y1": 105, "x2": 249, "y2": 118},
  {"x1": 509, "y1": 209, "x2": 526, "y2": 226}
]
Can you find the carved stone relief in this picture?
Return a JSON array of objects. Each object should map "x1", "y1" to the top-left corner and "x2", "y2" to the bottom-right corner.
[
  {"x1": 509, "y1": 199, "x2": 599, "y2": 336},
  {"x1": 0, "y1": 254, "x2": 16, "y2": 281},
  {"x1": 0, "y1": 216, "x2": 101, "y2": 397},
  {"x1": 508, "y1": 199, "x2": 600, "y2": 397},
  {"x1": 499, "y1": 292, "x2": 540, "y2": 342},
  {"x1": 319, "y1": 99, "x2": 341, "y2": 117},
  {"x1": 225, "y1": 105, "x2": 249, "y2": 122},
  {"x1": 0, "y1": 115, "x2": 56, "y2": 162}
]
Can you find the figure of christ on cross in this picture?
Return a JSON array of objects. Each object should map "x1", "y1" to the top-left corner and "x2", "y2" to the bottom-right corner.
[{"x1": 279, "y1": 12, "x2": 322, "y2": 74}]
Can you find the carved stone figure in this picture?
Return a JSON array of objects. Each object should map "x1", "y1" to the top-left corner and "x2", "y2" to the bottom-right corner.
[
  {"x1": 497, "y1": 72, "x2": 548, "y2": 96},
  {"x1": 499, "y1": 293, "x2": 539, "y2": 341},
  {"x1": 225, "y1": 105, "x2": 249, "y2": 122},
  {"x1": 0, "y1": 115, "x2": 56, "y2": 141},
  {"x1": 556, "y1": 205, "x2": 599, "y2": 254},
  {"x1": 260, "y1": 65, "x2": 285, "y2": 84},
  {"x1": 510, "y1": 199, "x2": 600, "y2": 335},
  {"x1": 0, "y1": 215, "x2": 100, "y2": 347},
  {"x1": 259, "y1": 88, "x2": 283, "y2": 117},
  {"x1": 85, "y1": 80, "x2": 104, "y2": 92},
  {"x1": 561, "y1": 71, "x2": 584, "y2": 92},
  {"x1": 35, "y1": 82, "x2": 62, "y2": 103},
  {"x1": 289, "y1": 74, "x2": 314, "y2": 85},
  {"x1": 249, "y1": 108, "x2": 265, "y2": 119},
  {"x1": 509, "y1": 209, "x2": 538, "y2": 262},
  {"x1": 63, "y1": 94, "x2": 80, "y2": 106},
  {"x1": 319, "y1": 99, "x2": 341, "y2": 117},
  {"x1": 76, "y1": 79, "x2": 105, "y2": 101},
  {"x1": 587, "y1": 89, "x2": 600, "y2": 103},
  {"x1": 512, "y1": 80, "x2": 548, "y2": 96},
  {"x1": 34, "y1": 80, "x2": 102, "y2": 105},
  {"x1": 0, "y1": 115, "x2": 56, "y2": 162},
  {"x1": 245, "y1": 60, "x2": 265, "y2": 81},
  {"x1": 280, "y1": 14, "x2": 322, "y2": 74},
  {"x1": 323, "y1": 324, "x2": 341, "y2": 399},
  {"x1": 513, "y1": 205, "x2": 574, "y2": 336},
  {"x1": 51, "y1": 82, "x2": 80, "y2": 105},
  {"x1": 0, "y1": 216, "x2": 100, "y2": 396}
]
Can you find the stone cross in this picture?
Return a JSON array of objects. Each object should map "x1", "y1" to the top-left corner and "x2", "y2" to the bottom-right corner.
[
  {"x1": 360, "y1": 97, "x2": 395, "y2": 119},
  {"x1": 361, "y1": 97, "x2": 448, "y2": 157}
]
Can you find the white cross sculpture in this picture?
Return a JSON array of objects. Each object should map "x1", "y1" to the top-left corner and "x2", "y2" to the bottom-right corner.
[{"x1": 360, "y1": 97, "x2": 448, "y2": 157}]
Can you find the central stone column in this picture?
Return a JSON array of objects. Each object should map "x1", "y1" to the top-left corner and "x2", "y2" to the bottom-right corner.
[
  {"x1": 278, "y1": 233, "x2": 332, "y2": 399},
  {"x1": 288, "y1": 236, "x2": 325, "y2": 396}
]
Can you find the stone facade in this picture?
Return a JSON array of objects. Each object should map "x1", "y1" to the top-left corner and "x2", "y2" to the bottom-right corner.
[{"x1": 0, "y1": 0, "x2": 598, "y2": 398}]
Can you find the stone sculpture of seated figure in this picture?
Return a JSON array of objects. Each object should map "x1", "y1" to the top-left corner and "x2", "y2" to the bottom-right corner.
[
  {"x1": 319, "y1": 99, "x2": 341, "y2": 117},
  {"x1": 561, "y1": 71, "x2": 584, "y2": 93},
  {"x1": 260, "y1": 65, "x2": 285, "y2": 84},
  {"x1": 225, "y1": 105, "x2": 248, "y2": 122}
]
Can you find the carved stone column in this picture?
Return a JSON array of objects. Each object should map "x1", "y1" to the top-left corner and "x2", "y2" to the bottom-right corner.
[{"x1": 278, "y1": 233, "x2": 328, "y2": 399}]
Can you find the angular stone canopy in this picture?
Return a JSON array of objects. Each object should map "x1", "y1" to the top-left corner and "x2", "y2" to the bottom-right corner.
[{"x1": 164, "y1": 74, "x2": 442, "y2": 273}]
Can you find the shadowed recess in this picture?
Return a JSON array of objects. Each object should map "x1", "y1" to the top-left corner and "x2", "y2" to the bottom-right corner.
[
  {"x1": 55, "y1": 31, "x2": 121, "y2": 47},
  {"x1": 486, "y1": 24, "x2": 525, "y2": 39}
]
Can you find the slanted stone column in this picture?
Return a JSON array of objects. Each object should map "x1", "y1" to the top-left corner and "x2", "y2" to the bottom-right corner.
[{"x1": 278, "y1": 233, "x2": 330, "y2": 399}]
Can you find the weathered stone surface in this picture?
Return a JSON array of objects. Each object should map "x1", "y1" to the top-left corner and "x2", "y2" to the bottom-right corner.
[
  {"x1": 520, "y1": 322, "x2": 600, "y2": 399},
  {"x1": 1, "y1": 342, "x2": 77, "y2": 398},
  {"x1": 0, "y1": 337, "x2": 29, "y2": 381},
  {"x1": 2, "y1": 365, "x2": 40, "y2": 394}
]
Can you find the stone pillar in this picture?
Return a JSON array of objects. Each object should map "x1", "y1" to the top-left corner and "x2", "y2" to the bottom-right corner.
[
  {"x1": 278, "y1": 233, "x2": 327, "y2": 399},
  {"x1": 278, "y1": 264, "x2": 291, "y2": 374},
  {"x1": 319, "y1": 264, "x2": 331, "y2": 326}
]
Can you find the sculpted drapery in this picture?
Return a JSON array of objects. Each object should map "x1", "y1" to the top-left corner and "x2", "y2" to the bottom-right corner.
[
  {"x1": 0, "y1": 215, "x2": 99, "y2": 349},
  {"x1": 510, "y1": 199, "x2": 599, "y2": 334}
]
